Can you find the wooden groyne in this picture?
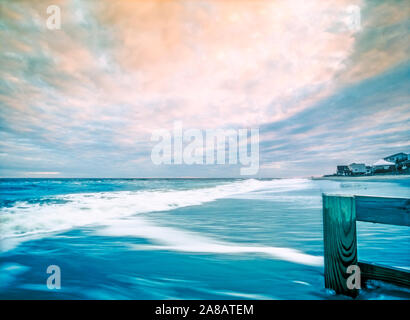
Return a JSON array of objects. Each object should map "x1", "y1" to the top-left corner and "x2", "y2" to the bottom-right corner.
[{"x1": 322, "y1": 194, "x2": 410, "y2": 297}]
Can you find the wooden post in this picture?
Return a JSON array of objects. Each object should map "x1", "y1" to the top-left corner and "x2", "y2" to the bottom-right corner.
[
  {"x1": 322, "y1": 194, "x2": 410, "y2": 296},
  {"x1": 323, "y1": 195, "x2": 358, "y2": 297}
]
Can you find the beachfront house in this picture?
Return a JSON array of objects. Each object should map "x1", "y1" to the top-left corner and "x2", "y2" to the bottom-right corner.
[
  {"x1": 348, "y1": 163, "x2": 366, "y2": 175},
  {"x1": 400, "y1": 159, "x2": 410, "y2": 171},
  {"x1": 372, "y1": 159, "x2": 395, "y2": 173},
  {"x1": 336, "y1": 165, "x2": 351, "y2": 176},
  {"x1": 384, "y1": 152, "x2": 408, "y2": 163}
]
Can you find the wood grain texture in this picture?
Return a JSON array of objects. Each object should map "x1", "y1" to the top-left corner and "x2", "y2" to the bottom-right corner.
[
  {"x1": 358, "y1": 261, "x2": 410, "y2": 288},
  {"x1": 355, "y1": 196, "x2": 410, "y2": 226},
  {"x1": 323, "y1": 195, "x2": 358, "y2": 297}
]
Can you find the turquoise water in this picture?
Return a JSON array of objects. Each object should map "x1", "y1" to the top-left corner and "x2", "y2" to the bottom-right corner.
[{"x1": 0, "y1": 178, "x2": 409, "y2": 299}]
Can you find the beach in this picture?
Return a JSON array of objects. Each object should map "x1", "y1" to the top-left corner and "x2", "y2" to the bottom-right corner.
[
  {"x1": 312, "y1": 175, "x2": 410, "y2": 182},
  {"x1": 0, "y1": 178, "x2": 409, "y2": 299}
]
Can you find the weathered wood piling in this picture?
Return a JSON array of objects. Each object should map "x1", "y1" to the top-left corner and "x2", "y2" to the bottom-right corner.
[{"x1": 322, "y1": 194, "x2": 410, "y2": 297}]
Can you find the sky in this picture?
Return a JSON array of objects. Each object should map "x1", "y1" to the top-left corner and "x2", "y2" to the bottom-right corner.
[{"x1": 0, "y1": 0, "x2": 409, "y2": 178}]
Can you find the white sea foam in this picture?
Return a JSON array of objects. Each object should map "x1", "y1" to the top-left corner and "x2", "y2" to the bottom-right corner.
[
  {"x1": 96, "y1": 218, "x2": 323, "y2": 266},
  {"x1": 0, "y1": 179, "x2": 309, "y2": 240},
  {"x1": 0, "y1": 178, "x2": 323, "y2": 266}
]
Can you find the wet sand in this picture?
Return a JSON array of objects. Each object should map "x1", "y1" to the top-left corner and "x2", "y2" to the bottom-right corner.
[{"x1": 311, "y1": 175, "x2": 410, "y2": 182}]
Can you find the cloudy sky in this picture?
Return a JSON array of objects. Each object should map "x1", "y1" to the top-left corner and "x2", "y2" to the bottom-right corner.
[{"x1": 0, "y1": 0, "x2": 409, "y2": 178}]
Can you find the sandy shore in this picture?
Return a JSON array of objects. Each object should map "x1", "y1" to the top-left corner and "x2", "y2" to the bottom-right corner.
[{"x1": 311, "y1": 175, "x2": 410, "y2": 182}]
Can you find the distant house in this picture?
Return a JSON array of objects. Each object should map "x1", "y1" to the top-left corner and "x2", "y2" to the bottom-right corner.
[
  {"x1": 337, "y1": 165, "x2": 351, "y2": 176},
  {"x1": 384, "y1": 152, "x2": 408, "y2": 163},
  {"x1": 400, "y1": 160, "x2": 410, "y2": 171},
  {"x1": 366, "y1": 166, "x2": 372, "y2": 175},
  {"x1": 373, "y1": 159, "x2": 395, "y2": 172},
  {"x1": 348, "y1": 163, "x2": 366, "y2": 175}
]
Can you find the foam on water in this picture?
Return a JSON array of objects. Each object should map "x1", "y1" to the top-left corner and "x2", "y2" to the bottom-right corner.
[
  {"x1": 0, "y1": 179, "x2": 310, "y2": 240},
  {"x1": 96, "y1": 218, "x2": 323, "y2": 266},
  {"x1": 1, "y1": 177, "x2": 409, "y2": 299},
  {"x1": 0, "y1": 178, "x2": 320, "y2": 266}
]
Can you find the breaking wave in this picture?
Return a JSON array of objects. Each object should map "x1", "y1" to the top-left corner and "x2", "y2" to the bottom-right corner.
[{"x1": 0, "y1": 178, "x2": 322, "y2": 266}]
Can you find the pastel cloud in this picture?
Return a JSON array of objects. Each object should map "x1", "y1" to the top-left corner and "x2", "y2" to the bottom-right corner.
[
  {"x1": 339, "y1": 0, "x2": 410, "y2": 83},
  {"x1": 0, "y1": 0, "x2": 409, "y2": 177}
]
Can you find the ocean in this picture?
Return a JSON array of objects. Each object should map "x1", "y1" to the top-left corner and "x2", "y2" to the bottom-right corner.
[{"x1": 0, "y1": 178, "x2": 409, "y2": 299}]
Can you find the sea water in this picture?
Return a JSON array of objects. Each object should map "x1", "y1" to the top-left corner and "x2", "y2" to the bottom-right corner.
[{"x1": 0, "y1": 178, "x2": 409, "y2": 299}]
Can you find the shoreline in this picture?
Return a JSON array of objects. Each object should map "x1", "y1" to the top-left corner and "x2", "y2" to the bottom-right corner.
[{"x1": 311, "y1": 174, "x2": 410, "y2": 182}]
